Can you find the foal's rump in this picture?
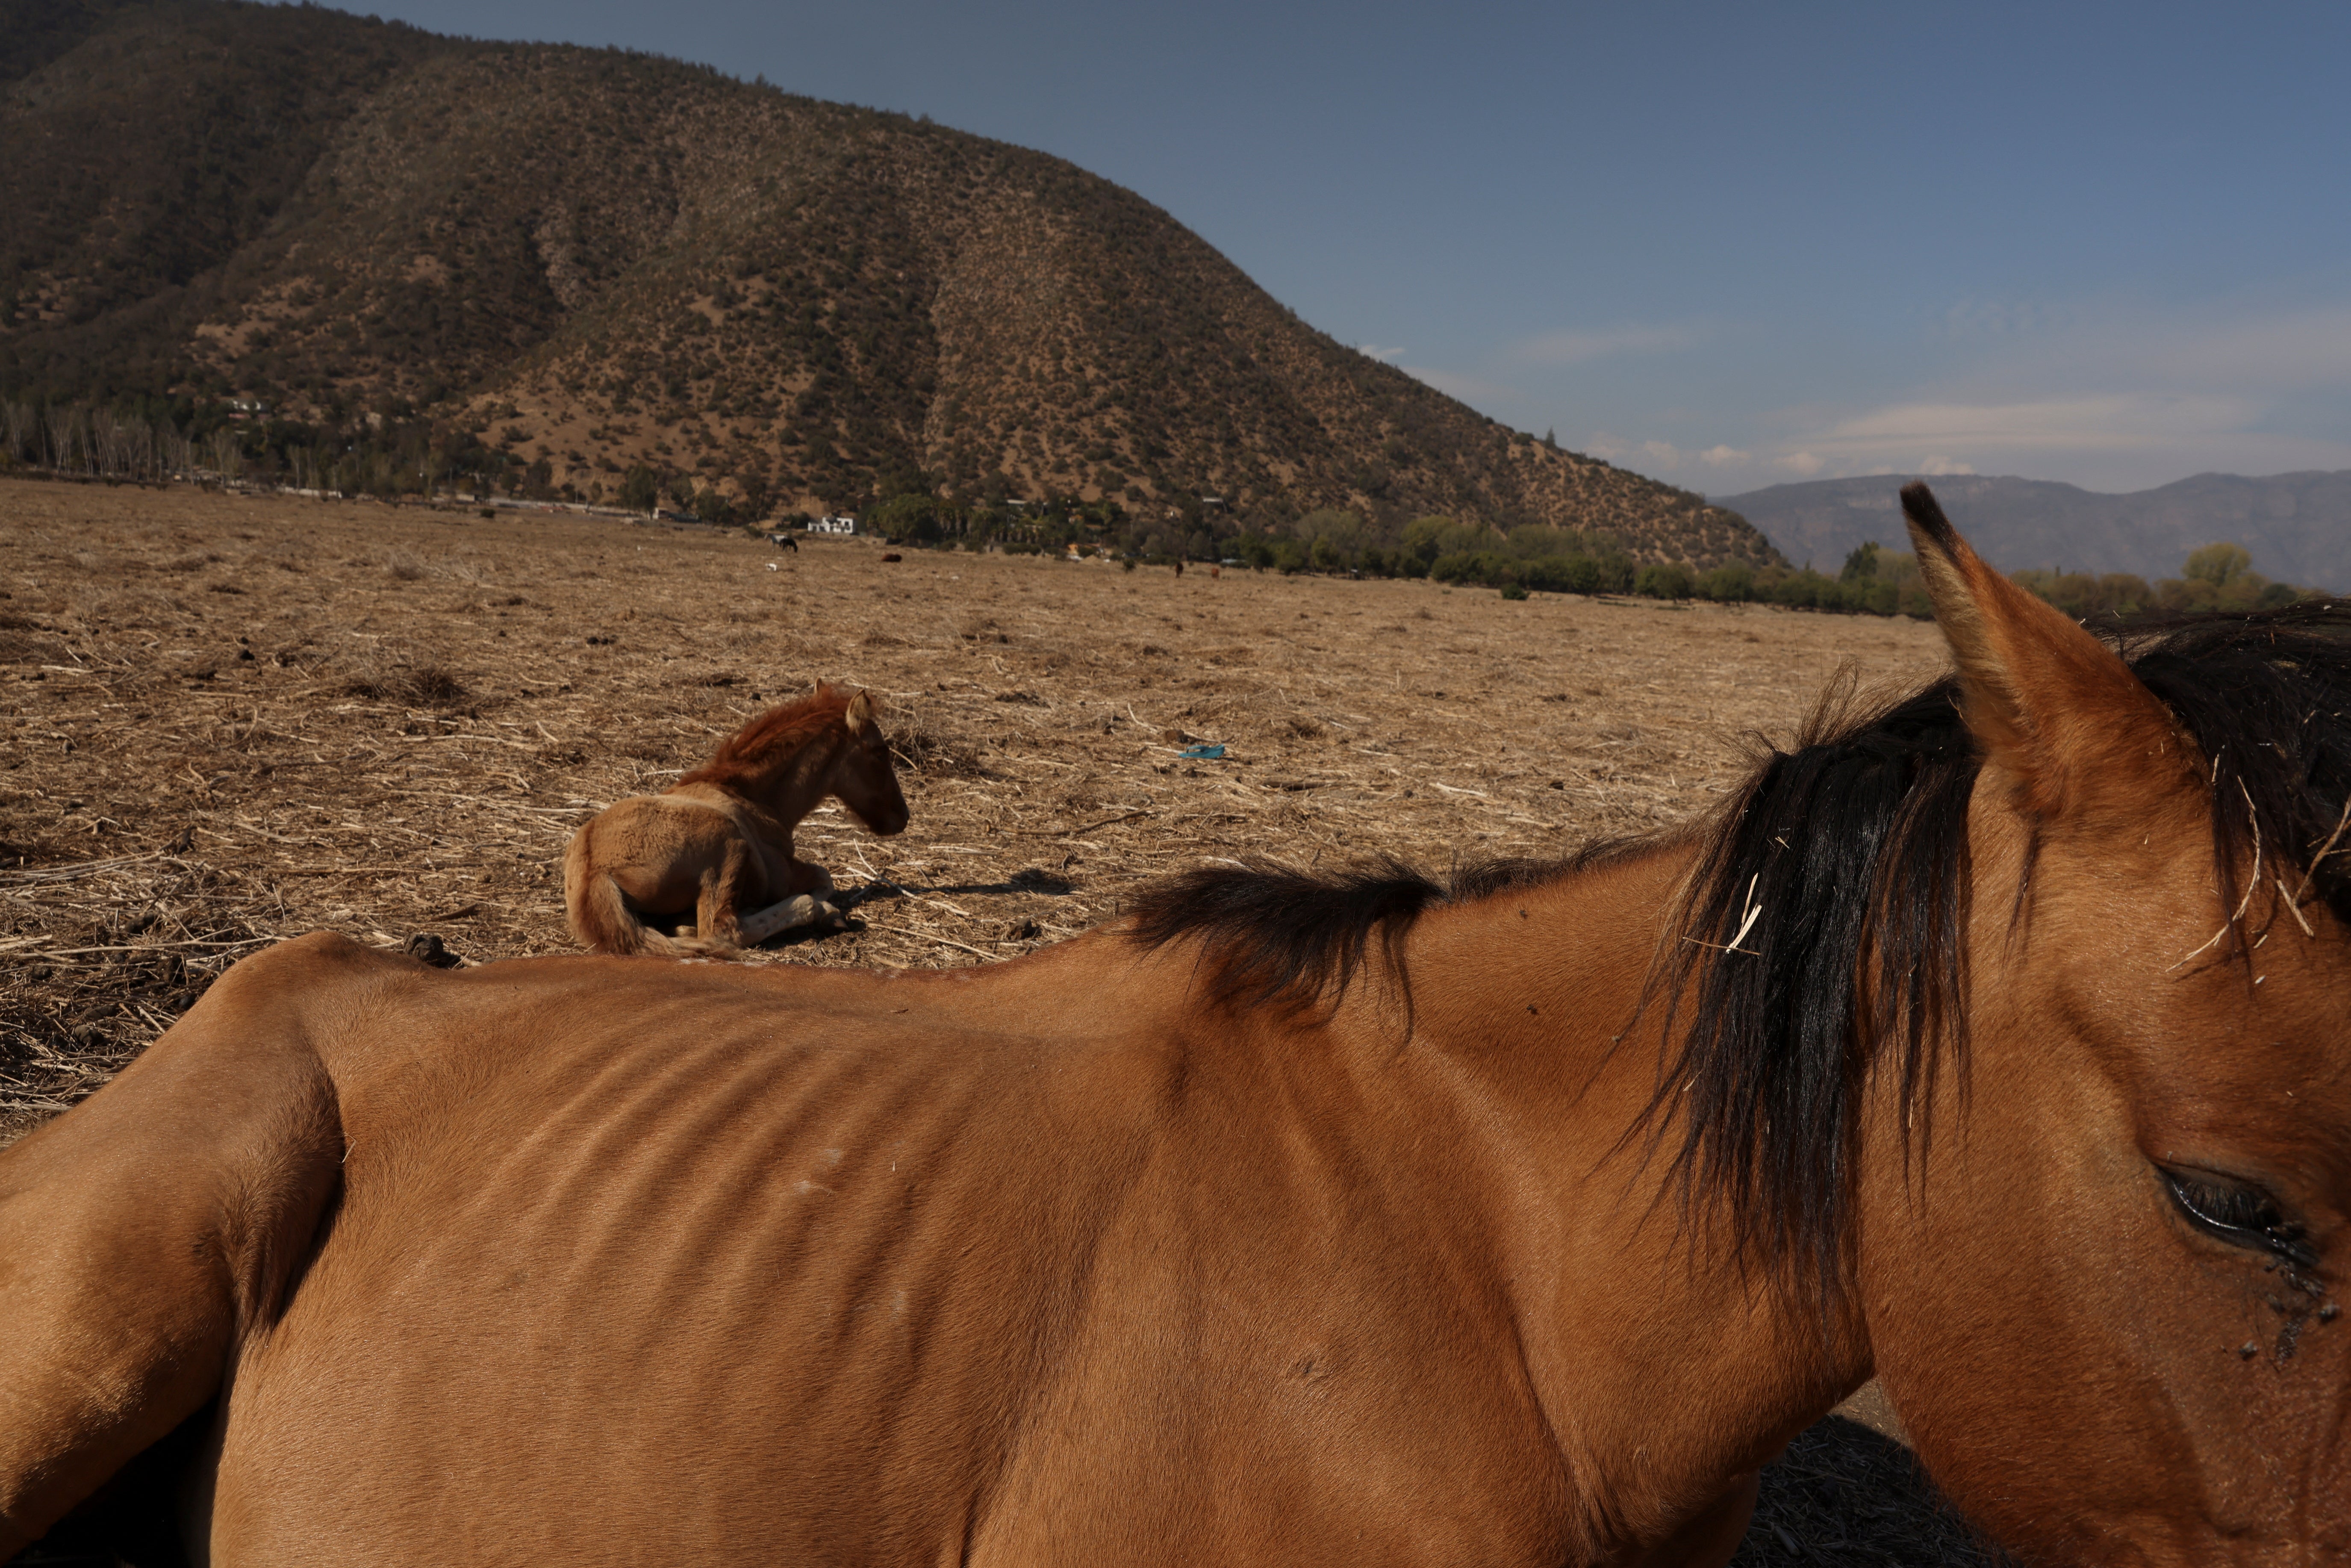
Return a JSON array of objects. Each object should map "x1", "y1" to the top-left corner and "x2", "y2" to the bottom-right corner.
[{"x1": 563, "y1": 793, "x2": 770, "y2": 955}]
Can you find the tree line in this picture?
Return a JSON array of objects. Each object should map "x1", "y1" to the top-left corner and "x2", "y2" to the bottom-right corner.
[
  {"x1": 3, "y1": 398, "x2": 2323, "y2": 621},
  {"x1": 864, "y1": 496, "x2": 2327, "y2": 621}
]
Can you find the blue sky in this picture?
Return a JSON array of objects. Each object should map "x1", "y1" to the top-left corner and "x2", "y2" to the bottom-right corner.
[{"x1": 346, "y1": 0, "x2": 2349, "y2": 496}]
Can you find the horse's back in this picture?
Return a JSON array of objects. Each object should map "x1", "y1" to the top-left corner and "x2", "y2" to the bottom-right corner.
[
  {"x1": 12, "y1": 934, "x2": 1580, "y2": 1563},
  {"x1": 205, "y1": 939, "x2": 1200, "y2": 1561}
]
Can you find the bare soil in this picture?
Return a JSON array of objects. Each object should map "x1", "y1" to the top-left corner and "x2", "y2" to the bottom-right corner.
[{"x1": 0, "y1": 478, "x2": 2002, "y2": 1565}]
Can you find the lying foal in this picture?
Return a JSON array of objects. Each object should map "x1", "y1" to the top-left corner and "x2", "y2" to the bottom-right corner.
[{"x1": 563, "y1": 685, "x2": 908, "y2": 957}]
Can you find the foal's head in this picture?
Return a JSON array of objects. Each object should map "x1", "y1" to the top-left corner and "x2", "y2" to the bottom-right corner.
[
  {"x1": 682, "y1": 684, "x2": 908, "y2": 836},
  {"x1": 821, "y1": 688, "x2": 910, "y2": 837},
  {"x1": 1840, "y1": 489, "x2": 2351, "y2": 1559}
]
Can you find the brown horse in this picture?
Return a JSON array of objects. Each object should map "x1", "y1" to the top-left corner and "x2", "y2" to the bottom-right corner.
[
  {"x1": 4, "y1": 488, "x2": 2350, "y2": 1564},
  {"x1": 563, "y1": 684, "x2": 909, "y2": 956}
]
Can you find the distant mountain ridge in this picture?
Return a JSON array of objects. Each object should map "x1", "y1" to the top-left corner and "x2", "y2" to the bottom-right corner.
[
  {"x1": 0, "y1": 0, "x2": 1772, "y2": 564},
  {"x1": 1720, "y1": 471, "x2": 2351, "y2": 589}
]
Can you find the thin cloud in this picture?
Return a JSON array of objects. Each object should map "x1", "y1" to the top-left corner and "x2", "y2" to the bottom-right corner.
[
  {"x1": 1700, "y1": 444, "x2": 1749, "y2": 466},
  {"x1": 1509, "y1": 323, "x2": 1706, "y2": 366},
  {"x1": 1739, "y1": 387, "x2": 2351, "y2": 492},
  {"x1": 1357, "y1": 343, "x2": 1407, "y2": 363},
  {"x1": 1935, "y1": 296, "x2": 2070, "y2": 343},
  {"x1": 1815, "y1": 394, "x2": 2261, "y2": 454},
  {"x1": 2121, "y1": 305, "x2": 2351, "y2": 392}
]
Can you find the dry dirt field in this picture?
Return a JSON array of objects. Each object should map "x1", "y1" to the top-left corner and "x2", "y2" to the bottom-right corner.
[{"x1": 0, "y1": 477, "x2": 2003, "y2": 1566}]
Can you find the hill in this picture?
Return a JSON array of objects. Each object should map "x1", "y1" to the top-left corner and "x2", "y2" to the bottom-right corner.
[
  {"x1": 1721, "y1": 471, "x2": 2351, "y2": 589},
  {"x1": 0, "y1": 0, "x2": 1771, "y2": 566}
]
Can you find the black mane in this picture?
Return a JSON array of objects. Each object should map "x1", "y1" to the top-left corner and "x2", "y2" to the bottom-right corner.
[
  {"x1": 1129, "y1": 603, "x2": 2351, "y2": 1299},
  {"x1": 1124, "y1": 851, "x2": 1626, "y2": 1016}
]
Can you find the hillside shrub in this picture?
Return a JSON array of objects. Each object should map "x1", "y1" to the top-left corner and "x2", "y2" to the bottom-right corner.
[
  {"x1": 1635, "y1": 563, "x2": 1695, "y2": 600},
  {"x1": 1700, "y1": 563, "x2": 1755, "y2": 602},
  {"x1": 618, "y1": 464, "x2": 660, "y2": 511}
]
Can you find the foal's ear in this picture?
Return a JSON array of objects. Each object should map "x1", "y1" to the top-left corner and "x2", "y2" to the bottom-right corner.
[
  {"x1": 844, "y1": 690, "x2": 875, "y2": 734},
  {"x1": 1902, "y1": 483, "x2": 2188, "y2": 817}
]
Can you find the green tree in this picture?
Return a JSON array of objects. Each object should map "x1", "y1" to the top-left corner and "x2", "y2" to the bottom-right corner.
[
  {"x1": 618, "y1": 465, "x2": 660, "y2": 512},
  {"x1": 1635, "y1": 562, "x2": 1695, "y2": 600},
  {"x1": 1699, "y1": 563, "x2": 1756, "y2": 602},
  {"x1": 2183, "y1": 542, "x2": 2253, "y2": 587},
  {"x1": 1840, "y1": 541, "x2": 1882, "y2": 584},
  {"x1": 736, "y1": 472, "x2": 772, "y2": 520}
]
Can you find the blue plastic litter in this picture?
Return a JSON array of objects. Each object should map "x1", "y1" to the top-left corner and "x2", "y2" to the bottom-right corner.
[{"x1": 1177, "y1": 743, "x2": 1226, "y2": 760}]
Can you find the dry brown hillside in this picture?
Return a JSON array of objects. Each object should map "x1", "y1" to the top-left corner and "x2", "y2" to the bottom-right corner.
[{"x1": 0, "y1": 0, "x2": 1772, "y2": 565}]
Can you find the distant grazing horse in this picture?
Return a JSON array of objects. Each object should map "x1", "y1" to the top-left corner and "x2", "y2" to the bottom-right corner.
[
  {"x1": 563, "y1": 685, "x2": 908, "y2": 956},
  {"x1": 6, "y1": 487, "x2": 2351, "y2": 1564}
]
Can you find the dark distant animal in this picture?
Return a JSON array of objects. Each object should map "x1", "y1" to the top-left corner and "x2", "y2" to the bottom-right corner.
[
  {"x1": 562, "y1": 684, "x2": 907, "y2": 956},
  {"x1": 769, "y1": 531, "x2": 798, "y2": 553},
  {"x1": 4, "y1": 487, "x2": 2349, "y2": 1565}
]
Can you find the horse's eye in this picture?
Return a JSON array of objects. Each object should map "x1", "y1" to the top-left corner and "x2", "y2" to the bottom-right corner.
[{"x1": 2161, "y1": 1167, "x2": 2311, "y2": 1265}]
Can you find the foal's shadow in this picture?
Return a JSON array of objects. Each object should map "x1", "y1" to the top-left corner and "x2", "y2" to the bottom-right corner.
[
  {"x1": 836, "y1": 866, "x2": 1078, "y2": 907},
  {"x1": 746, "y1": 868, "x2": 1078, "y2": 950},
  {"x1": 916, "y1": 868, "x2": 1078, "y2": 899}
]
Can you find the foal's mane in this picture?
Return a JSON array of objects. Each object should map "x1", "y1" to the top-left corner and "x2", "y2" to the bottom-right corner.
[
  {"x1": 1129, "y1": 603, "x2": 2351, "y2": 1298},
  {"x1": 676, "y1": 687, "x2": 855, "y2": 788}
]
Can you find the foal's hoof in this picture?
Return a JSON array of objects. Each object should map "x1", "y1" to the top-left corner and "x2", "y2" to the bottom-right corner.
[{"x1": 737, "y1": 893, "x2": 845, "y2": 945}]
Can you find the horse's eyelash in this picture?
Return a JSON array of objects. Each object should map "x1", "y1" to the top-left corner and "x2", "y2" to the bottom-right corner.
[{"x1": 2165, "y1": 1170, "x2": 2314, "y2": 1265}]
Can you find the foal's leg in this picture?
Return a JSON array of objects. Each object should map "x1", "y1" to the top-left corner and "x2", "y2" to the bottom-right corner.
[
  {"x1": 688, "y1": 837, "x2": 760, "y2": 955},
  {"x1": 736, "y1": 860, "x2": 841, "y2": 945}
]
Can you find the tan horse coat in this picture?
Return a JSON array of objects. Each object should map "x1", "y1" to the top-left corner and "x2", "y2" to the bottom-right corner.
[{"x1": 2, "y1": 860, "x2": 1791, "y2": 1565}]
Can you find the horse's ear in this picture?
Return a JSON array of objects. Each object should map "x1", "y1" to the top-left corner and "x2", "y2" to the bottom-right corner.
[
  {"x1": 1902, "y1": 482, "x2": 2188, "y2": 818},
  {"x1": 844, "y1": 690, "x2": 874, "y2": 734}
]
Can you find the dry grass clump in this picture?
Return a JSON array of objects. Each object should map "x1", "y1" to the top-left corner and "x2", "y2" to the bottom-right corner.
[
  {"x1": 889, "y1": 715, "x2": 991, "y2": 780},
  {"x1": 339, "y1": 661, "x2": 473, "y2": 708},
  {"x1": 0, "y1": 478, "x2": 1971, "y2": 1565},
  {"x1": 0, "y1": 854, "x2": 273, "y2": 1146}
]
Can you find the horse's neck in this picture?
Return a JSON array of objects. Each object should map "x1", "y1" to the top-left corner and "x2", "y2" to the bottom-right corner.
[
  {"x1": 726, "y1": 731, "x2": 843, "y2": 829},
  {"x1": 1369, "y1": 845, "x2": 1871, "y2": 1498}
]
